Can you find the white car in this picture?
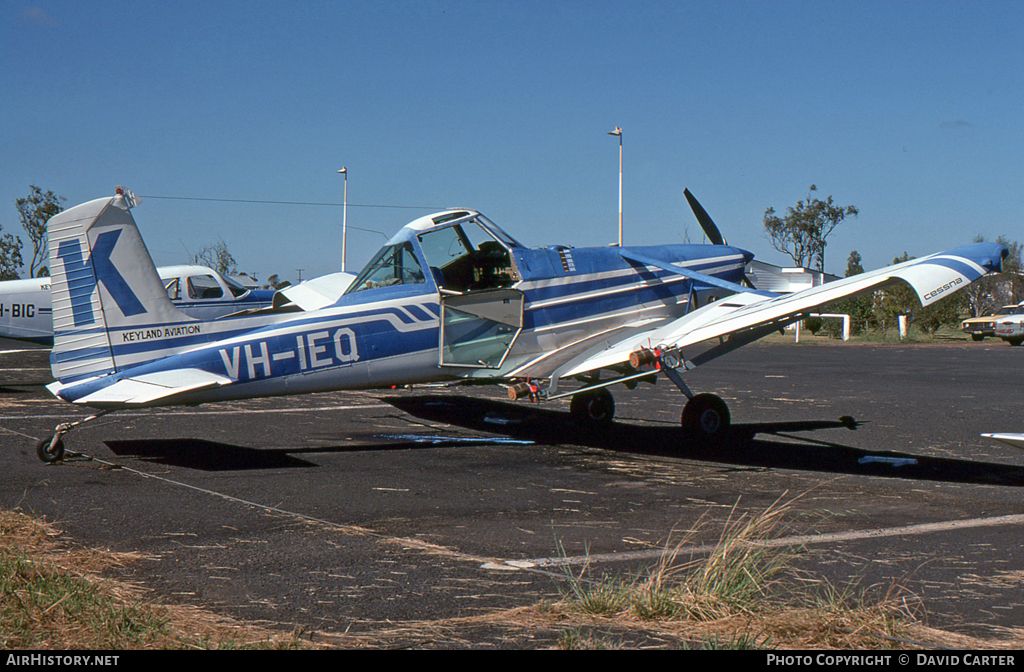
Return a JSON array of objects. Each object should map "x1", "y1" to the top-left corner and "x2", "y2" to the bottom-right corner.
[
  {"x1": 0, "y1": 266, "x2": 275, "y2": 344},
  {"x1": 993, "y1": 314, "x2": 1024, "y2": 346}
]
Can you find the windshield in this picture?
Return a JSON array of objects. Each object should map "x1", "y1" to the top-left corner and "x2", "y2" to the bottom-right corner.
[
  {"x1": 475, "y1": 215, "x2": 524, "y2": 248},
  {"x1": 346, "y1": 242, "x2": 425, "y2": 293},
  {"x1": 223, "y1": 275, "x2": 249, "y2": 298}
]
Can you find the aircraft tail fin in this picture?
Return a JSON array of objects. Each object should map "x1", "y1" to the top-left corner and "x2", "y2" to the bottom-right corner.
[{"x1": 48, "y1": 190, "x2": 194, "y2": 383}]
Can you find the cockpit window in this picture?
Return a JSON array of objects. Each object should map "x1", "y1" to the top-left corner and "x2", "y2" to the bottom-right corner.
[
  {"x1": 187, "y1": 275, "x2": 224, "y2": 300},
  {"x1": 346, "y1": 242, "x2": 425, "y2": 293},
  {"x1": 418, "y1": 225, "x2": 472, "y2": 269},
  {"x1": 418, "y1": 219, "x2": 518, "y2": 292}
]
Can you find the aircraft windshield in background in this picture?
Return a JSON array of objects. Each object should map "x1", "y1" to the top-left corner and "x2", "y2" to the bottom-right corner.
[{"x1": 33, "y1": 188, "x2": 1007, "y2": 463}]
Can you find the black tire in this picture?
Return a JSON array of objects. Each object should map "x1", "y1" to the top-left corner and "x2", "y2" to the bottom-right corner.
[
  {"x1": 971, "y1": 334, "x2": 984, "y2": 342},
  {"x1": 1009, "y1": 338, "x2": 1023, "y2": 347},
  {"x1": 569, "y1": 389, "x2": 615, "y2": 426},
  {"x1": 681, "y1": 393, "x2": 731, "y2": 439},
  {"x1": 36, "y1": 435, "x2": 65, "y2": 463}
]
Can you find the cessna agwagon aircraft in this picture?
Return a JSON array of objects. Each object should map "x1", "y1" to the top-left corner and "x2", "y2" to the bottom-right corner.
[{"x1": 34, "y1": 188, "x2": 1007, "y2": 462}]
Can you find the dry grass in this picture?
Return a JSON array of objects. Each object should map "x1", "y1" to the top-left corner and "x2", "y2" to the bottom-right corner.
[
  {"x1": 0, "y1": 509, "x2": 311, "y2": 650},
  {"x1": 6, "y1": 501, "x2": 1024, "y2": 650},
  {"x1": 542, "y1": 496, "x2": 1024, "y2": 650}
]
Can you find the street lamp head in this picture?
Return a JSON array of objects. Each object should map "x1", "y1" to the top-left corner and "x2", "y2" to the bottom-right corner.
[
  {"x1": 607, "y1": 127, "x2": 622, "y2": 137},
  {"x1": 337, "y1": 167, "x2": 347, "y2": 175}
]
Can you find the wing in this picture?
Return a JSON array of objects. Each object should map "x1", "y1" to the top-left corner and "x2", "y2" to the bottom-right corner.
[{"x1": 551, "y1": 242, "x2": 1007, "y2": 380}]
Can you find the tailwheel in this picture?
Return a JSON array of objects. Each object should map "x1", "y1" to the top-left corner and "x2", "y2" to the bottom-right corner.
[
  {"x1": 570, "y1": 388, "x2": 615, "y2": 426},
  {"x1": 32, "y1": 411, "x2": 111, "y2": 464},
  {"x1": 681, "y1": 393, "x2": 731, "y2": 440},
  {"x1": 35, "y1": 434, "x2": 65, "y2": 464}
]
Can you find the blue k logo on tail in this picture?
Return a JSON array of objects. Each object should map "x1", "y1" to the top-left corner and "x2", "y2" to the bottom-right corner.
[{"x1": 56, "y1": 229, "x2": 147, "y2": 326}]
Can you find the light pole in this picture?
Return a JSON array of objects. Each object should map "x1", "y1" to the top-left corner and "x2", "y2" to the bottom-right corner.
[
  {"x1": 337, "y1": 167, "x2": 348, "y2": 272},
  {"x1": 607, "y1": 127, "x2": 622, "y2": 246}
]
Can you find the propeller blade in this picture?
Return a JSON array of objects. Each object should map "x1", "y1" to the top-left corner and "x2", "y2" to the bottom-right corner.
[
  {"x1": 683, "y1": 188, "x2": 726, "y2": 246},
  {"x1": 683, "y1": 188, "x2": 760, "y2": 289}
]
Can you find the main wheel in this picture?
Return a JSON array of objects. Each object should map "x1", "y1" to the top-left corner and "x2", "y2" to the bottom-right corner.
[
  {"x1": 35, "y1": 435, "x2": 65, "y2": 463},
  {"x1": 681, "y1": 393, "x2": 731, "y2": 439},
  {"x1": 570, "y1": 389, "x2": 615, "y2": 426},
  {"x1": 971, "y1": 334, "x2": 984, "y2": 342}
]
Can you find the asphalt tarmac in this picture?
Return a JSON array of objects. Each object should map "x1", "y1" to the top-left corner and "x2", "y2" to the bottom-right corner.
[{"x1": 3, "y1": 337, "x2": 1024, "y2": 648}]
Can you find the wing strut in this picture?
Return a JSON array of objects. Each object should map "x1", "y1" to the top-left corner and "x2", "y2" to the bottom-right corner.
[{"x1": 619, "y1": 249, "x2": 776, "y2": 298}]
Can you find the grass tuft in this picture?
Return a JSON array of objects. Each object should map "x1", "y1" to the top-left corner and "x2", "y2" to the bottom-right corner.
[
  {"x1": 550, "y1": 495, "x2": 948, "y2": 649},
  {"x1": 560, "y1": 497, "x2": 799, "y2": 624},
  {"x1": 0, "y1": 509, "x2": 310, "y2": 650}
]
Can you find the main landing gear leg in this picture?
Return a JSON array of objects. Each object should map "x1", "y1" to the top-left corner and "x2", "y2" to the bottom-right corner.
[
  {"x1": 510, "y1": 379, "x2": 619, "y2": 426},
  {"x1": 662, "y1": 365, "x2": 731, "y2": 441},
  {"x1": 35, "y1": 411, "x2": 112, "y2": 464}
]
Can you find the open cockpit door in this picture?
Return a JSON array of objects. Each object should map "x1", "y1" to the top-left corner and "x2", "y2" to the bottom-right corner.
[
  {"x1": 413, "y1": 213, "x2": 525, "y2": 368},
  {"x1": 440, "y1": 288, "x2": 523, "y2": 368}
]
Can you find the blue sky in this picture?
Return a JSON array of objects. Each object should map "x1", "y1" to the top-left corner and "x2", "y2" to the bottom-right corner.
[{"x1": 2, "y1": 1, "x2": 1022, "y2": 283}]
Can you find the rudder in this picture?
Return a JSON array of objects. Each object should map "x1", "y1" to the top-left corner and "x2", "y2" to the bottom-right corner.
[{"x1": 48, "y1": 190, "x2": 193, "y2": 382}]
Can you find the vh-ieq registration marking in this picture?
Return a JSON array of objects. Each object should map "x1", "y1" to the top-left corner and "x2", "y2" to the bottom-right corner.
[
  {"x1": 219, "y1": 327, "x2": 360, "y2": 381},
  {"x1": 122, "y1": 325, "x2": 202, "y2": 342}
]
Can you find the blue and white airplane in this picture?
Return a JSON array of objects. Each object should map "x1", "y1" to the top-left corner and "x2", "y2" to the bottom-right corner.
[
  {"x1": 0, "y1": 265, "x2": 276, "y2": 344},
  {"x1": 35, "y1": 188, "x2": 1008, "y2": 462}
]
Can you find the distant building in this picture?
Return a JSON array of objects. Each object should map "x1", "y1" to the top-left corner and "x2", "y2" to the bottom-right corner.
[
  {"x1": 231, "y1": 273, "x2": 260, "y2": 289},
  {"x1": 745, "y1": 260, "x2": 839, "y2": 293}
]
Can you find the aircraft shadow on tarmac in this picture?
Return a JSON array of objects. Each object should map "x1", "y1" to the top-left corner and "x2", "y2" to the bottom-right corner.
[
  {"x1": 100, "y1": 393, "x2": 1024, "y2": 487},
  {"x1": 102, "y1": 431, "x2": 536, "y2": 471},
  {"x1": 104, "y1": 439, "x2": 317, "y2": 471},
  {"x1": 383, "y1": 394, "x2": 1024, "y2": 488}
]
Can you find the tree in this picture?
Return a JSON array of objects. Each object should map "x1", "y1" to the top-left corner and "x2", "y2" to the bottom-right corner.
[
  {"x1": 15, "y1": 186, "x2": 64, "y2": 278},
  {"x1": 916, "y1": 291, "x2": 967, "y2": 335},
  {"x1": 763, "y1": 185, "x2": 858, "y2": 272},
  {"x1": 844, "y1": 249, "x2": 865, "y2": 277},
  {"x1": 872, "y1": 252, "x2": 919, "y2": 330},
  {"x1": 0, "y1": 223, "x2": 23, "y2": 280},
  {"x1": 191, "y1": 238, "x2": 237, "y2": 276},
  {"x1": 824, "y1": 250, "x2": 873, "y2": 336},
  {"x1": 263, "y1": 273, "x2": 290, "y2": 290},
  {"x1": 963, "y1": 235, "x2": 1024, "y2": 317},
  {"x1": 871, "y1": 252, "x2": 966, "y2": 335}
]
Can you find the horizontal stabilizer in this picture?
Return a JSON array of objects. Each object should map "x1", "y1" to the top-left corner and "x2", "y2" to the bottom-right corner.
[
  {"x1": 57, "y1": 368, "x2": 232, "y2": 407},
  {"x1": 983, "y1": 433, "x2": 1024, "y2": 451},
  {"x1": 274, "y1": 272, "x2": 356, "y2": 311}
]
